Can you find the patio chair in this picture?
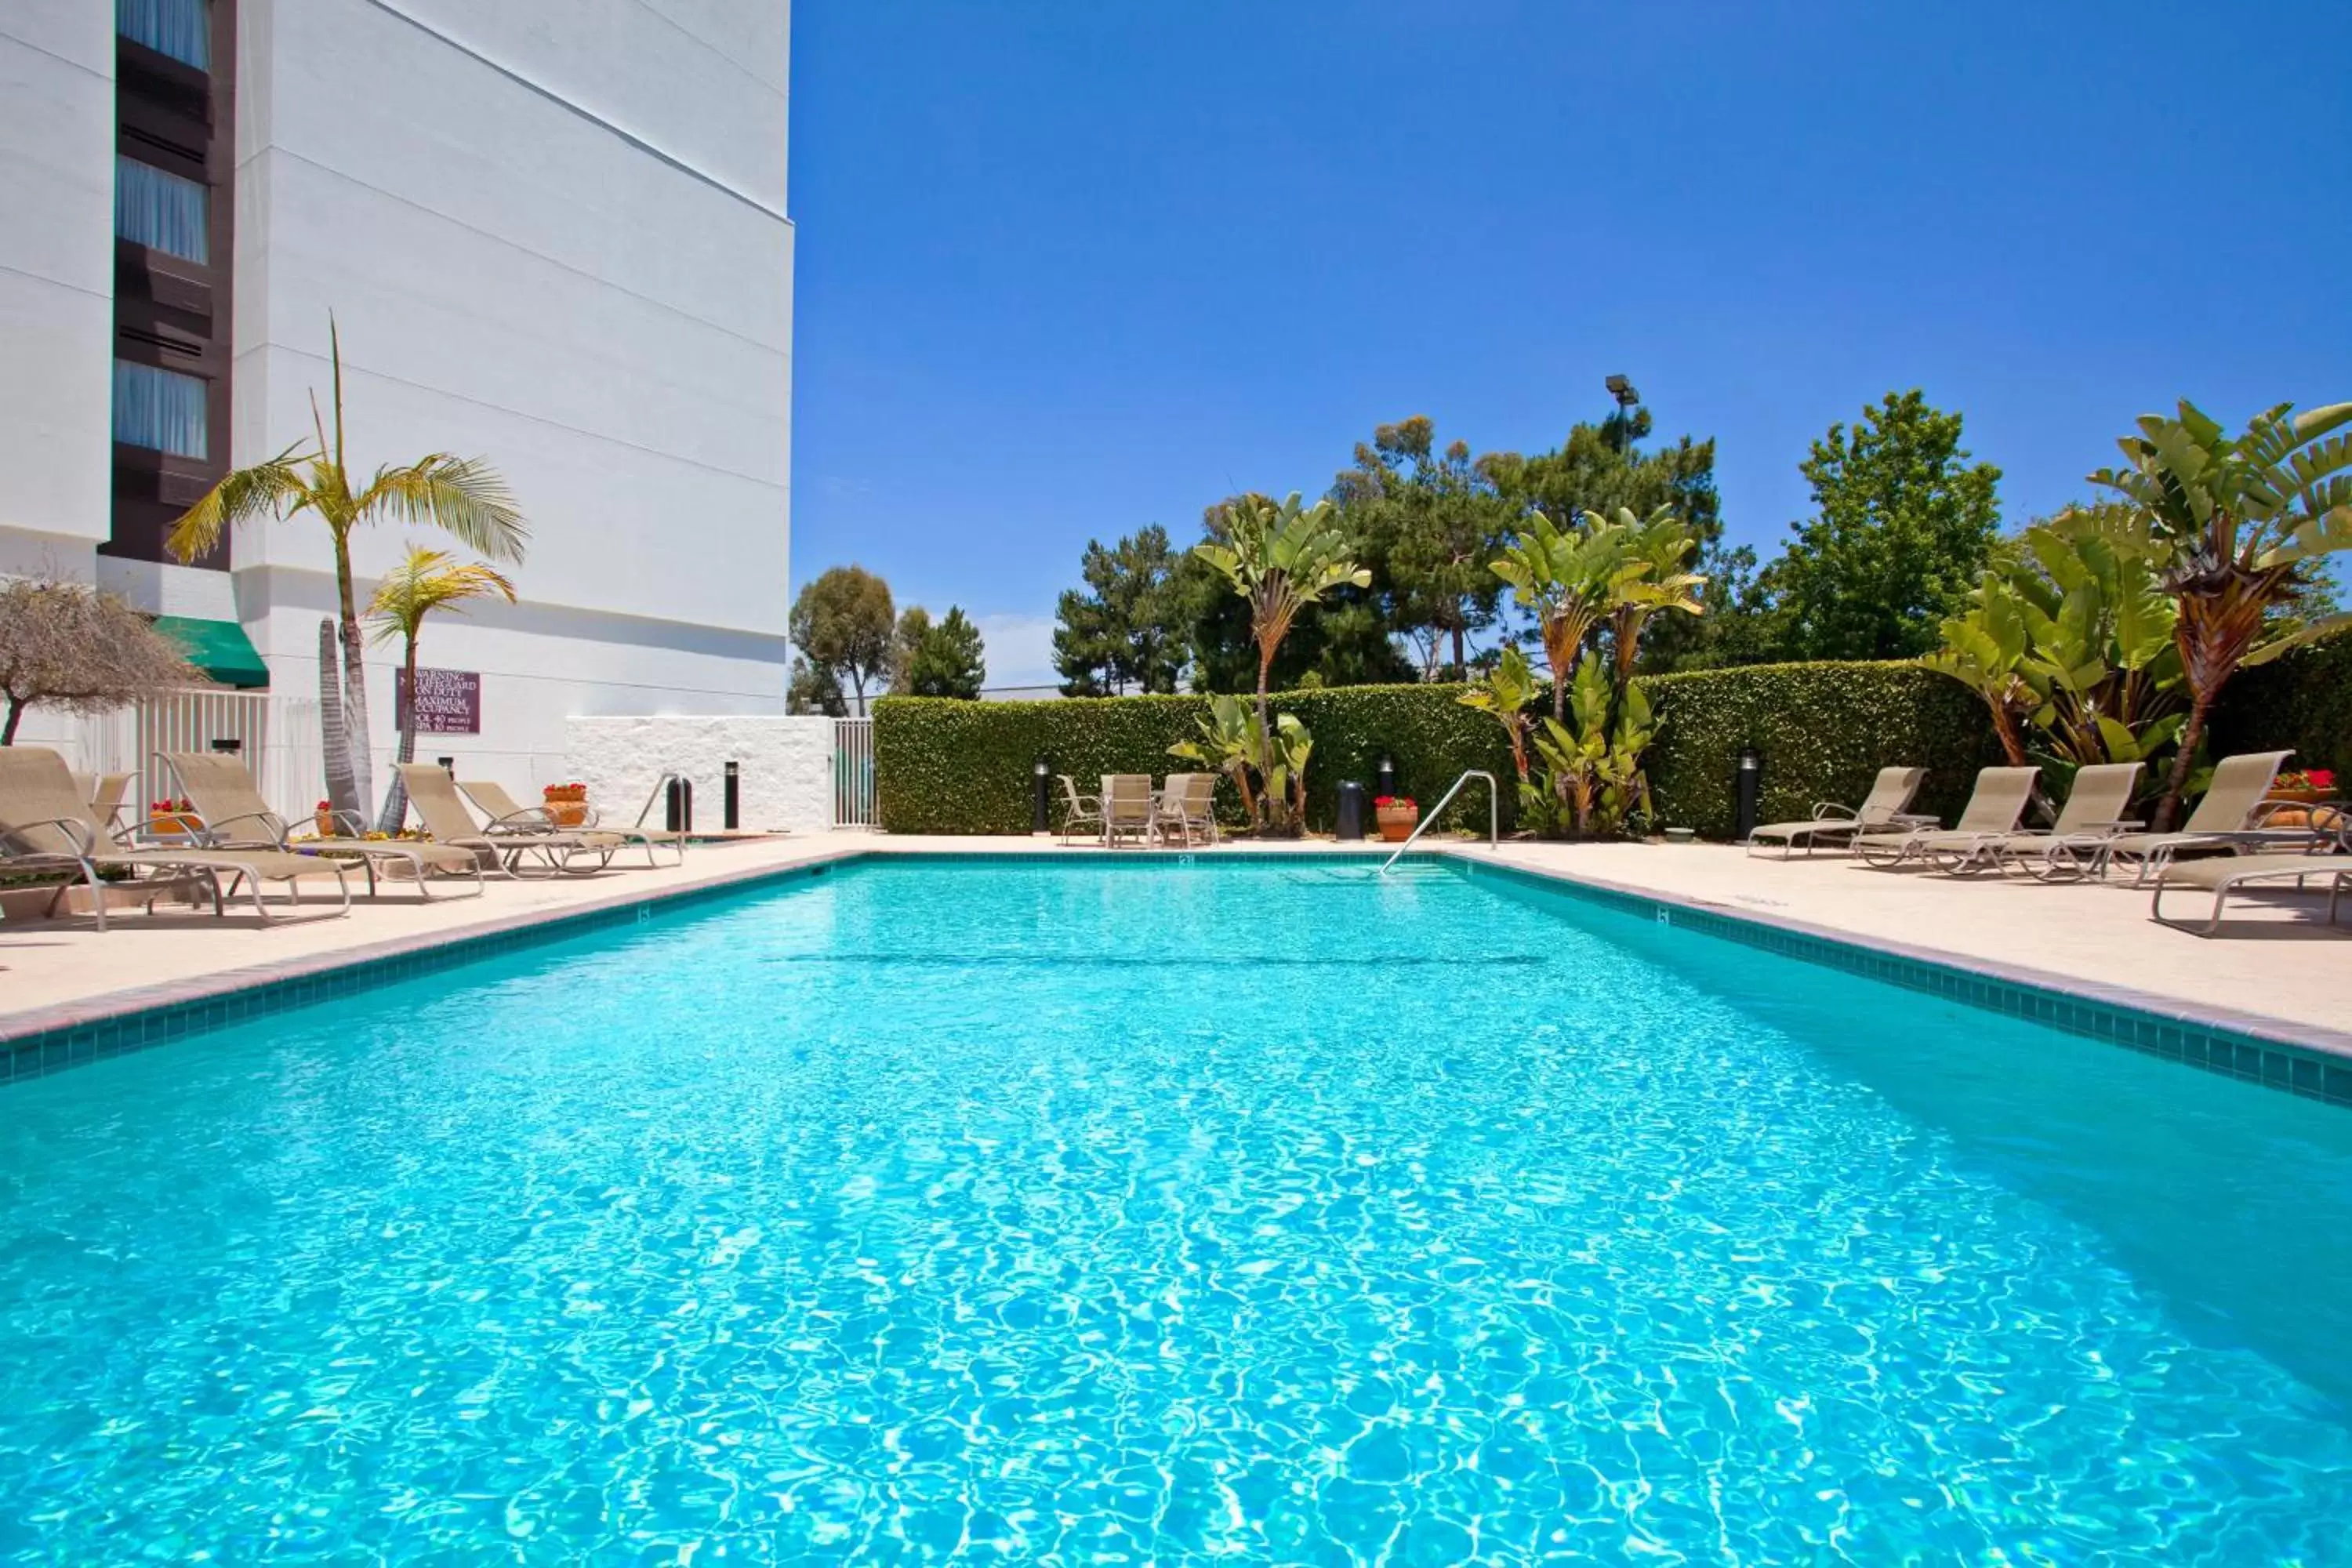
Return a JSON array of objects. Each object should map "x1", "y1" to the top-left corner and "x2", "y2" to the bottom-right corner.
[
  {"x1": 68, "y1": 770, "x2": 136, "y2": 834},
  {"x1": 1102, "y1": 774, "x2": 1154, "y2": 848},
  {"x1": 0, "y1": 746, "x2": 352, "y2": 930},
  {"x1": 1745, "y1": 766, "x2": 1928, "y2": 858},
  {"x1": 1056, "y1": 775, "x2": 1104, "y2": 844},
  {"x1": 1153, "y1": 772, "x2": 1218, "y2": 847},
  {"x1": 395, "y1": 763, "x2": 617, "y2": 878},
  {"x1": 458, "y1": 778, "x2": 684, "y2": 868},
  {"x1": 2149, "y1": 808, "x2": 2350, "y2": 935},
  {"x1": 1853, "y1": 766, "x2": 2041, "y2": 871},
  {"x1": 1929, "y1": 761, "x2": 2145, "y2": 880},
  {"x1": 2098, "y1": 751, "x2": 2296, "y2": 884},
  {"x1": 163, "y1": 750, "x2": 485, "y2": 899}
]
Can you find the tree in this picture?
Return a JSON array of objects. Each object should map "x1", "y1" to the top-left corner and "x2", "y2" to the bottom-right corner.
[
  {"x1": 890, "y1": 605, "x2": 932, "y2": 695},
  {"x1": 1490, "y1": 510, "x2": 1628, "y2": 720},
  {"x1": 905, "y1": 605, "x2": 987, "y2": 698},
  {"x1": 167, "y1": 320, "x2": 527, "y2": 824},
  {"x1": 789, "y1": 565, "x2": 895, "y2": 715},
  {"x1": 1601, "y1": 505, "x2": 1708, "y2": 683},
  {"x1": 1762, "y1": 390, "x2": 2002, "y2": 660},
  {"x1": 2088, "y1": 398, "x2": 2352, "y2": 829},
  {"x1": 365, "y1": 546, "x2": 516, "y2": 831},
  {"x1": 1330, "y1": 416, "x2": 1508, "y2": 677},
  {"x1": 787, "y1": 657, "x2": 847, "y2": 717},
  {"x1": 0, "y1": 577, "x2": 204, "y2": 745},
  {"x1": 1052, "y1": 526, "x2": 1188, "y2": 695}
]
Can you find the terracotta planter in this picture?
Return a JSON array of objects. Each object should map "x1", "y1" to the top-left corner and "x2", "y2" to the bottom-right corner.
[
  {"x1": 148, "y1": 812, "x2": 202, "y2": 837},
  {"x1": 2266, "y1": 786, "x2": 2331, "y2": 805},
  {"x1": 544, "y1": 799, "x2": 589, "y2": 828},
  {"x1": 1375, "y1": 804, "x2": 1420, "y2": 843},
  {"x1": 314, "y1": 809, "x2": 338, "y2": 838}
]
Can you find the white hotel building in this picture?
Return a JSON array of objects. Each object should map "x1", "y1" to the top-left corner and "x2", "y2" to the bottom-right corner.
[{"x1": 1, "y1": 0, "x2": 799, "y2": 822}]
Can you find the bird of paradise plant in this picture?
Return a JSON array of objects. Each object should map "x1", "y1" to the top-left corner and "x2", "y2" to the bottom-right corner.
[{"x1": 365, "y1": 546, "x2": 517, "y2": 832}]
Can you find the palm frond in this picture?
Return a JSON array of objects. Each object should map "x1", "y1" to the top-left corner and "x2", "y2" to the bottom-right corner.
[
  {"x1": 358, "y1": 454, "x2": 529, "y2": 561},
  {"x1": 165, "y1": 443, "x2": 316, "y2": 563}
]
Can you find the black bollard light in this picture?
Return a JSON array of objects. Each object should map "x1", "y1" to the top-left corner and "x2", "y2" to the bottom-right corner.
[
  {"x1": 1375, "y1": 754, "x2": 1397, "y2": 800},
  {"x1": 1033, "y1": 760, "x2": 1051, "y2": 835},
  {"x1": 724, "y1": 760, "x2": 740, "y2": 830},
  {"x1": 666, "y1": 776, "x2": 695, "y2": 833},
  {"x1": 1734, "y1": 746, "x2": 1764, "y2": 842}
]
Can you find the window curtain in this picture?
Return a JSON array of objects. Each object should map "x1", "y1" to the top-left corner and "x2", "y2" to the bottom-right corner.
[
  {"x1": 113, "y1": 361, "x2": 209, "y2": 459},
  {"x1": 116, "y1": 0, "x2": 209, "y2": 71},
  {"x1": 115, "y1": 156, "x2": 209, "y2": 263}
]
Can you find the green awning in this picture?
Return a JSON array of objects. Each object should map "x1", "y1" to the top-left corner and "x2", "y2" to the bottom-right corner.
[{"x1": 154, "y1": 615, "x2": 270, "y2": 688}]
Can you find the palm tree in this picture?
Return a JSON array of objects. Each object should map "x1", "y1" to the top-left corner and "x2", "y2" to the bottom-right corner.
[
  {"x1": 167, "y1": 319, "x2": 526, "y2": 822},
  {"x1": 1597, "y1": 504, "x2": 1708, "y2": 685},
  {"x1": 1490, "y1": 510, "x2": 1627, "y2": 720},
  {"x1": 2087, "y1": 400, "x2": 2351, "y2": 829},
  {"x1": 1192, "y1": 490, "x2": 1370, "y2": 751},
  {"x1": 365, "y1": 546, "x2": 517, "y2": 832}
]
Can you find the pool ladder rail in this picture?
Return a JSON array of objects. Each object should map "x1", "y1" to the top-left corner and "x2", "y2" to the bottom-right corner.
[{"x1": 1379, "y1": 770, "x2": 1498, "y2": 873}]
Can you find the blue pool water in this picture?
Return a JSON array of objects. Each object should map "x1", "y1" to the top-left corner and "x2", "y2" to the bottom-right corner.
[{"x1": 3, "y1": 857, "x2": 2350, "y2": 1563}]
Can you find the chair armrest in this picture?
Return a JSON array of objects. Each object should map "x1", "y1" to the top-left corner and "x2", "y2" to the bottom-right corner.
[
  {"x1": 202, "y1": 808, "x2": 292, "y2": 846},
  {"x1": 487, "y1": 806, "x2": 557, "y2": 831},
  {"x1": 2072, "y1": 819, "x2": 2143, "y2": 834},
  {"x1": 1811, "y1": 803, "x2": 1860, "y2": 822},
  {"x1": 7, "y1": 816, "x2": 100, "y2": 856}
]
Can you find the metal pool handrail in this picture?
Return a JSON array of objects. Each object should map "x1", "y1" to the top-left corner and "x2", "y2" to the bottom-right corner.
[
  {"x1": 633, "y1": 771, "x2": 684, "y2": 830},
  {"x1": 1380, "y1": 770, "x2": 1497, "y2": 873}
]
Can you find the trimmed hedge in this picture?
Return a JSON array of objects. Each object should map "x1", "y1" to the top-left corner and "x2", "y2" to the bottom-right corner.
[
  {"x1": 2209, "y1": 631, "x2": 2351, "y2": 780},
  {"x1": 877, "y1": 662, "x2": 2005, "y2": 837},
  {"x1": 1643, "y1": 662, "x2": 2005, "y2": 837},
  {"x1": 874, "y1": 686, "x2": 1515, "y2": 836}
]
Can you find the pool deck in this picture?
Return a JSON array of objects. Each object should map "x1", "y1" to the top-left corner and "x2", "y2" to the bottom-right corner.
[{"x1": 3, "y1": 833, "x2": 2348, "y2": 1062}]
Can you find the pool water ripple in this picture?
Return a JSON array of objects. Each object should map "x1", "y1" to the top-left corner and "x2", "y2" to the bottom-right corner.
[{"x1": 2, "y1": 859, "x2": 2349, "y2": 1563}]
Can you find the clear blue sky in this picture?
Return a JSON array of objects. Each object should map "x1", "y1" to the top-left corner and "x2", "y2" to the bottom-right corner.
[{"x1": 788, "y1": 2, "x2": 2350, "y2": 688}]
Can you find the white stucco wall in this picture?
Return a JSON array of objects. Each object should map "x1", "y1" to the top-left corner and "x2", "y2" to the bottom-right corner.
[
  {"x1": 0, "y1": 0, "x2": 115, "y2": 584},
  {"x1": 565, "y1": 716, "x2": 838, "y2": 835}
]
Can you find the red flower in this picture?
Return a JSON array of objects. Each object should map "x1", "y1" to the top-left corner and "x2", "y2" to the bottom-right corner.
[
  {"x1": 1374, "y1": 796, "x2": 1416, "y2": 810},
  {"x1": 2310, "y1": 769, "x2": 2336, "y2": 790}
]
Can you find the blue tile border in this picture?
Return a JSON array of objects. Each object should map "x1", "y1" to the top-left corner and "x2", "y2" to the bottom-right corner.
[{"x1": 5, "y1": 842, "x2": 2343, "y2": 1110}]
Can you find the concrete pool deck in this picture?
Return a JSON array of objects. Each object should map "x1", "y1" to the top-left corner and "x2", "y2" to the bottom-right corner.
[{"x1": 3, "y1": 833, "x2": 2348, "y2": 1061}]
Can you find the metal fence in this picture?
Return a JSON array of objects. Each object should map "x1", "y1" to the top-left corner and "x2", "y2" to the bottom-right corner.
[
  {"x1": 833, "y1": 717, "x2": 876, "y2": 828},
  {"x1": 74, "y1": 686, "x2": 274, "y2": 818}
]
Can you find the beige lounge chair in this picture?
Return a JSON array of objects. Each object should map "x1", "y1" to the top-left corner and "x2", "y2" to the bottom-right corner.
[
  {"x1": 1055, "y1": 775, "x2": 1103, "y2": 844},
  {"x1": 164, "y1": 751, "x2": 485, "y2": 899},
  {"x1": 1854, "y1": 767, "x2": 2041, "y2": 871},
  {"x1": 1153, "y1": 772, "x2": 1218, "y2": 847},
  {"x1": 1102, "y1": 774, "x2": 1153, "y2": 848},
  {"x1": 2151, "y1": 830, "x2": 2350, "y2": 936},
  {"x1": 1933, "y1": 761, "x2": 2145, "y2": 880},
  {"x1": 68, "y1": 769, "x2": 136, "y2": 834},
  {"x1": 457, "y1": 778, "x2": 684, "y2": 868},
  {"x1": 395, "y1": 763, "x2": 616, "y2": 878},
  {"x1": 0, "y1": 746, "x2": 351, "y2": 928},
  {"x1": 2099, "y1": 751, "x2": 2296, "y2": 884},
  {"x1": 1746, "y1": 766, "x2": 1928, "y2": 857}
]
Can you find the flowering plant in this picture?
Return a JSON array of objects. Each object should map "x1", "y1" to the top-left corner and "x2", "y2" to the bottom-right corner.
[
  {"x1": 2275, "y1": 768, "x2": 2336, "y2": 793},
  {"x1": 1373, "y1": 795, "x2": 1416, "y2": 810},
  {"x1": 543, "y1": 781, "x2": 588, "y2": 797},
  {"x1": 148, "y1": 797, "x2": 194, "y2": 814},
  {"x1": 317, "y1": 799, "x2": 332, "y2": 811}
]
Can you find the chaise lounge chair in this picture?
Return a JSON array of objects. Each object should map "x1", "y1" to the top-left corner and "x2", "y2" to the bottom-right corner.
[
  {"x1": 2149, "y1": 806, "x2": 2350, "y2": 935},
  {"x1": 457, "y1": 778, "x2": 685, "y2": 868},
  {"x1": 1853, "y1": 766, "x2": 2042, "y2": 871},
  {"x1": 1745, "y1": 767, "x2": 1929, "y2": 858},
  {"x1": 0, "y1": 746, "x2": 352, "y2": 929},
  {"x1": 163, "y1": 751, "x2": 485, "y2": 899},
  {"x1": 395, "y1": 763, "x2": 617, "y2": 878},
  {"x1": 1928, "y1": 761, "x2": 2145, "y2": 880},
  {"x1": 2097, "y1": 751, "x2": 2296, "y2": 885}
]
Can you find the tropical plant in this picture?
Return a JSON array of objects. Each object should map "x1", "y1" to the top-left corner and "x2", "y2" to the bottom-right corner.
[
  {"x1": 1456, "y1": 644, "x2": 1543, "y2": 781},
  {"x1": 1599, "y1": 504, "x2": 1708, "y2": 682},
  {"x1": 2004, "y1": 510, "x2": 2183, "y2": 770},
  {"x1": 1490, "y1": 510, "x2": 1627, "y2": 720},
  {"x1": 166, "y1": 320, "x2": 527, "y2": 821},
  {"x1": 1529, "y1": 660, "x2": 1657, "y2": 836},
  {"x1": 2087, "y1": 399, "x2": 2352, "y2": 828},
  {"x1": 0, "y1": 576, "x2": 205, "y2": 745},
  {"x1": 1168, "y1": 693, "x2": 1261, "y2": 823},
  {"x1": 365, "y1": 546, "x2": 516, "y2": 831},
  {"x1": 1921, "y1": 590, "x2": 2036, "y2": 766}
]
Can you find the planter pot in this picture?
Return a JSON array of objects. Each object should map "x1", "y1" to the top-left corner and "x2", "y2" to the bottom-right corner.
[
  {"x1": 314, "y1": 810, "x2": 338, "y2": 838},
  {"x1": 544, "y1": 800, "x2": 589, "y2": 828},
  {"x1": 2267, "y1": 786, "x2": 2332, "y2": 805},
  {"x1": 149, "y1": 812, "x2": 202, "y2": 837},
  {"x1": 1375, "y1": 805, "x2": 1420, "y2": 843}
]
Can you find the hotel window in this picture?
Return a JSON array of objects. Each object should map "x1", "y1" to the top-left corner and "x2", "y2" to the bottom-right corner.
[
  {"x1": 114, "y1": 359, "x2": 209, "y2": 458},
  {"x1": 115, "y1": 156, "x2": 209, "y2": 263},
  {"x1": 117, "y1": 0, "x2": 209, "y2": 71}
]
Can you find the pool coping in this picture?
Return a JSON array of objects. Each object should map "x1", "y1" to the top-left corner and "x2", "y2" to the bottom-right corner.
[{"x1": 3, "y1": 841, "x2": 2348, "y2": 1106}]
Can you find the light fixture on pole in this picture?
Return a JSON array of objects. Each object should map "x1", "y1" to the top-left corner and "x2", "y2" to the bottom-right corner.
[{"x1": 1605, "y1": 375, "x2": 1640, "y2": 459}]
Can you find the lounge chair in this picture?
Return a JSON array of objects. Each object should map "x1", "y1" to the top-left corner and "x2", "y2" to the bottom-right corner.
[
  {"x1": 395, "y1": 763, "x2": 616, "y2": 878},
  {"x1": 163, "y1": 750, "x2": 485, "y2": 899},
  {"x1": 1932, "y1": 761, "x2": 2145, "y2": 880},
  {"x1": 1746, "y1": 766, "x2": 1929, "y2": 858},
  {"x1": 1154, "y1": 773, "x2": 1218, "y2": 847},
  {"x1": 0, "y1": 746, "x2": 351, "y2": 929},
  {"x1": 1102, "y1": 774, "x2": 1153, "y2": 848},
  {"x1": 1853, "y1": 766, "x2": 2042, "y2": 871},
  {"x1": 1055, "y1": 775, "x2": 1103, "y2": 844},
  {"x1": 2099, "y1": 751, "x2": 2296, "y2": 884},
  {"x1": 2149, "y1": 808, "x2": 2351, "y2": 934},
  {"x1": 69, "y1": 769, "x2": 136, "y2": 834},
  {"x1": 457, "y1": 778, "x2": 684, "y2": 868}
]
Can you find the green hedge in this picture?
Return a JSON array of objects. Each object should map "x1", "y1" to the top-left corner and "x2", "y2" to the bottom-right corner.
[
  {"x1": 876, "y1": 686, "x2": 1515, "y2": 835},
  {"x1": 2208, "y1": 631, "x2": 2351, "y2": 780},
  {"x1": 877, "y1": 663, "x2": 2005, "y2": 837},
  {"x1": 1642, "y1": 662, "x2": 2005, "y2": 837}
]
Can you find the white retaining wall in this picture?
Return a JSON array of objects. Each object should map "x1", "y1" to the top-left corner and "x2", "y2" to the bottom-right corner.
[{"x1": 565, "y1": 716, "x2": 836, "y2": 835}]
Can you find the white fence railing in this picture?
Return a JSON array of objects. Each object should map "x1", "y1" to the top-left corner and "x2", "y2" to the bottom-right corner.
[
  {"x1": 73, "y1": 687, "x2": 273, "y2": 818},
  {"x1": 833, "y1": 717, "x2": 876, "y2": 828}
]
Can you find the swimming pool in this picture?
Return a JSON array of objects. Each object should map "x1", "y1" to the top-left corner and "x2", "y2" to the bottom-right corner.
[{"x1": 2, "y1": 856, "x2": 2348, "y2": 1562}]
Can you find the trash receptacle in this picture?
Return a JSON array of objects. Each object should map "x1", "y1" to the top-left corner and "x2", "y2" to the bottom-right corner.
[{"x1": 1334, "y1": 781, "x2": 1368, "y2": 841}]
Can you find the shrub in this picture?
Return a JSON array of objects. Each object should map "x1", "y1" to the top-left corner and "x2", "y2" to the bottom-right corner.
[
  {"x1": 1642, "y1": 662, "x2": 2004, "y2": 837},
  {"x1": 2208, "y1": 630, "x2": 2352, "y2": 780}
]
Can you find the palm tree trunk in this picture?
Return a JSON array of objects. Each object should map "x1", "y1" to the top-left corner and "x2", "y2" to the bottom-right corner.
[
  {"x1": 317, "y1": 618, "x2": 358, "y2": 818},
  {"x1": 1254, "y1": 642, "x2": 1276, "y2": 827},
  {"x1": 2152, "y1": 690, "x2": 2216, "y2": 833},
  {"x1": 376, "y1": 637, "x2": 420, "y2": 833},
  {"x1": 332, "y1": 536, "x2": 375, "y2": 812}
]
